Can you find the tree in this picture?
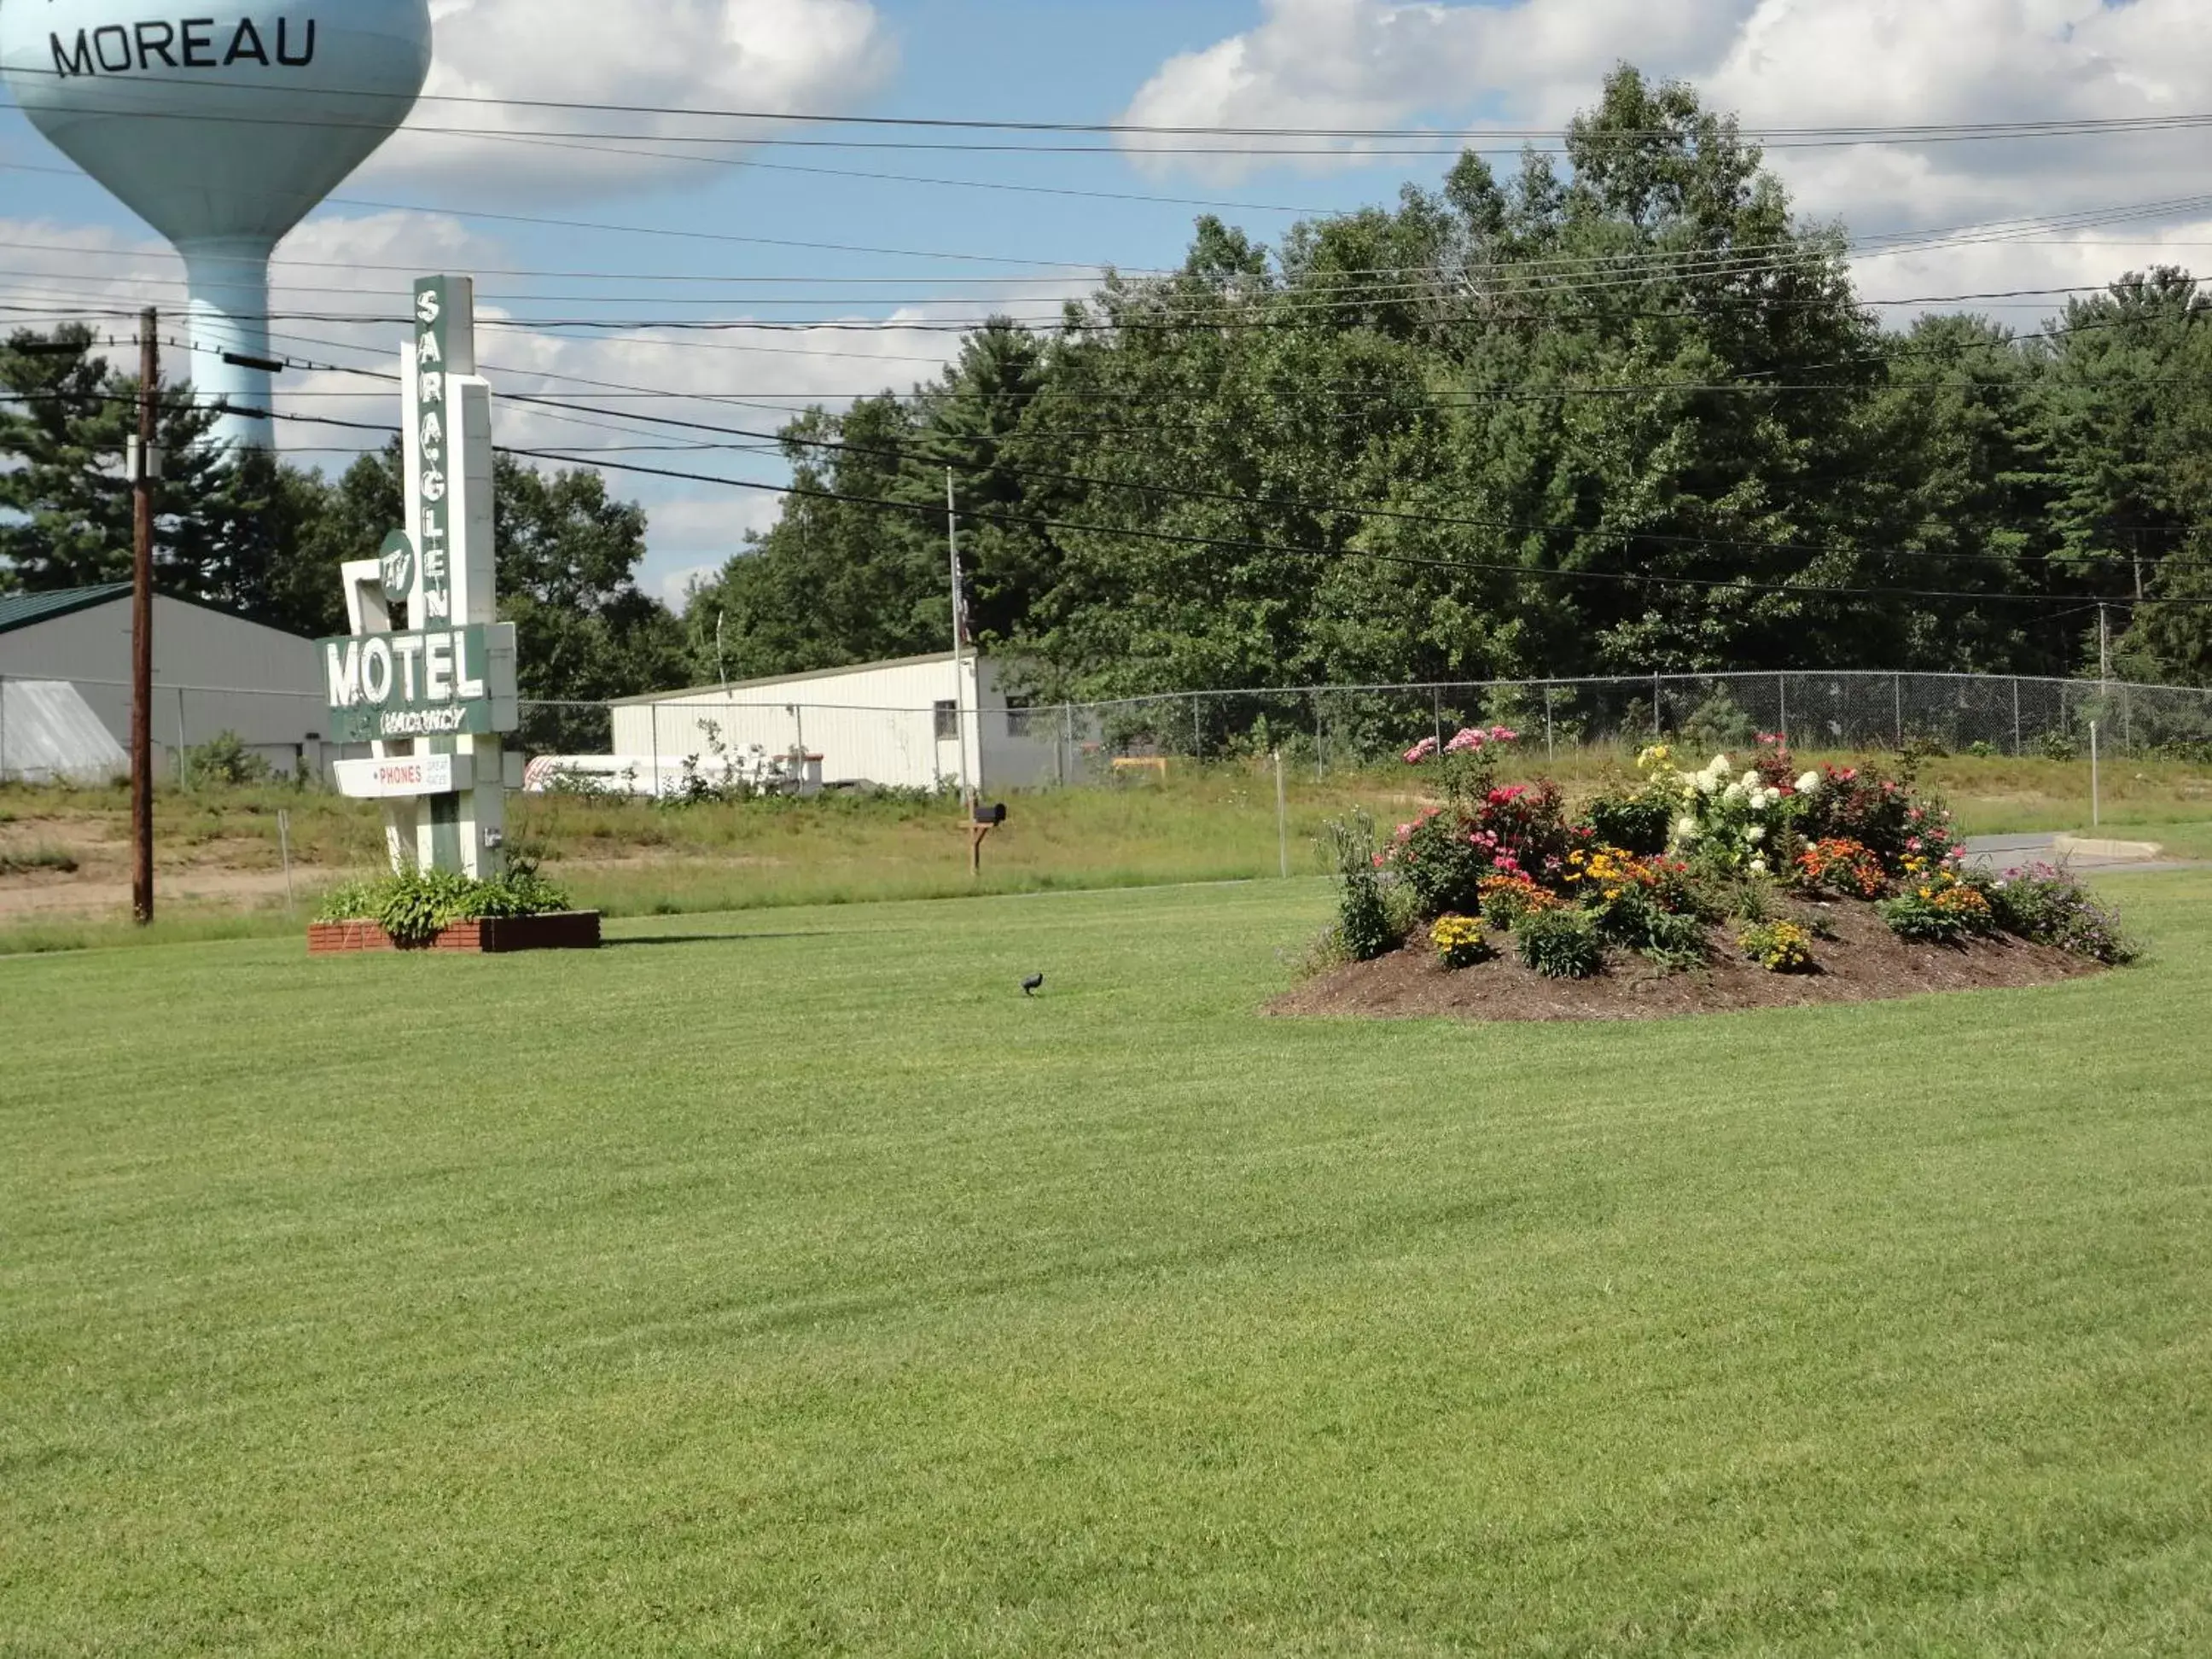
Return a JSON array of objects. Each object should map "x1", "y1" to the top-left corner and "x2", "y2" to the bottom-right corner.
[{"x1": 0, "y1": 324, "x2": 246, "y2": 597}]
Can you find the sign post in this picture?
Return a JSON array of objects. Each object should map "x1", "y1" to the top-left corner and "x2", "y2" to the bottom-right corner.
[{"x1": 319, "y1": 275, "x2": 519, "y2": 874}]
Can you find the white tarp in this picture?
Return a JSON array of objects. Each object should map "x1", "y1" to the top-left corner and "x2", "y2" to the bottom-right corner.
[{"x1": 0, "y1": 679, "x2": 128, "y2": 783}]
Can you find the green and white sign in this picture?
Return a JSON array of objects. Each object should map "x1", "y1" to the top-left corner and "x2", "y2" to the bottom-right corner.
[
  {"x1": 332, "y1": 272, "x2": 511, "y2": 877},
  {"x1": 412, "y1": 277, "x2": 454, "y2": 625},
  {"x1": 319, "y1": 622, "x2": 517, "y2": 743}
]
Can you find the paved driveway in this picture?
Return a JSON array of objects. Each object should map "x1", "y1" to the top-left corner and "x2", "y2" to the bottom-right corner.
[{"x1": 1961, "y1": 833, "x2": 2202, "y2": 875}]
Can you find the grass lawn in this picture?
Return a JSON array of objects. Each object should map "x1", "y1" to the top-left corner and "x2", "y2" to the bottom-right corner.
[{"x1": 4, "y1": 875, "x2": 2212, "y2": 1653}]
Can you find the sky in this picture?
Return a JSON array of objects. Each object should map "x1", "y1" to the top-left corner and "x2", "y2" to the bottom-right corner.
[{"x1": 7, "y1": 0, "x2": 2212, "y2": 606}]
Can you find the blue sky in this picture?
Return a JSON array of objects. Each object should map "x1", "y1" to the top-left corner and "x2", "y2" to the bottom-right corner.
[{"x1": 7, "y1": 0, "x2": 2212, "y2": 602}]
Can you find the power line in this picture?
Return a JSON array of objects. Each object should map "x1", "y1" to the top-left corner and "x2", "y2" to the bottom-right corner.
[
  {"x1": 0, "y1": 160, "x2": 1160, "y2": 273},
  {"x1": 15, "y1": 65, "x2": 2212, "y2": 149}
]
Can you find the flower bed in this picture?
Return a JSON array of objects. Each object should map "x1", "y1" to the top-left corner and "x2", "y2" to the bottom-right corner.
[
  {"x1": 310, "y1": 865, "x2": 600, "y2": 955},
  {"x1": 308, "y1": 910, "x2": 602, "y2": 956},
  {"x1": 1294, "y1": 727, "x2": 2135, "y2": 1020}
]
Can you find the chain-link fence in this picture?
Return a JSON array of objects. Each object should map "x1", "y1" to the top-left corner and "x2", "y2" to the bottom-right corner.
[
  {"x1": 6, "y1": 668, "x2": 2210, "y2": 789},
  {"x1": 0, "y1": 671, "x2": 326, "y2": 785},
  {"x1": 1059, "y1": 671, "x2": 2212, "y2": 776}
]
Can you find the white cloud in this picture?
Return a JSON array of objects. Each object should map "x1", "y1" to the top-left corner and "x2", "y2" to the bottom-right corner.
[
  {"x1": 654, "y1": 557, "x2": 730, "y2": 608},
  {"x1": 1116, "y1": 0, "x2": 2212, "y2": 297},
  {"x1": 1118, "y1": 0, "x2": 1748, "y2": 182},
  {"x1": 370, "y1": 0, "x2": 898, "y2": 195}
]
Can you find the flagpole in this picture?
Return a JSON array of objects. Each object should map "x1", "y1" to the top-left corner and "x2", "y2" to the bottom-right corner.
[{"x1": 946, "y1": 468, "x2": 975, "y2": 806}]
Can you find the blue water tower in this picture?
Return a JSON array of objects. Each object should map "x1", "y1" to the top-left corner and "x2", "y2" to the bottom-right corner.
[{"x1": 1, "y1": 2, "x2": 434, "y2": 449}]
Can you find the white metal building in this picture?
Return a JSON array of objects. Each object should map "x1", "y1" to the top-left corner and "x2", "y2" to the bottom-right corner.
[
  {"x1": 610, "y1": 651, "x2": 1066, "y2": 792},
  {"x1": 0, "y1": 585, "x2": 327, "y2": 780}
]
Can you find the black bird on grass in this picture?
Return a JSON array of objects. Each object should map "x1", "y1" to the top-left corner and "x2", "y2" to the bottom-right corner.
[{"x1": 1022, "y1": 973, "x2": 1045, "y2": 998}]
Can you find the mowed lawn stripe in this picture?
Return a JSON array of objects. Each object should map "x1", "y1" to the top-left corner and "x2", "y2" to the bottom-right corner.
[{"x1": 2, "y1": 876, "x2": 2209, "y2": 1653}]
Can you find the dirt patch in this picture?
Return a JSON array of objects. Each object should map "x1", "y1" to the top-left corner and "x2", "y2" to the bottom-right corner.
[
  {"x1": 0, "y1": 866, "x2": 311, "y2": 920},
  {"x1": 1268, "y1": 900, "x2": 2109, "y2": 1023}
]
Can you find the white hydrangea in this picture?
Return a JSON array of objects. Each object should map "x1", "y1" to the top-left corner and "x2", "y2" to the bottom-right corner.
[
  {"x1": 1796, "y1": 771, "x2": 1821, "y2": 795},
  {"x1": 1749, "y1": 857, "x2": 1769, "y2": 876},
  {"x1": 1747, "y1": 825, "x2": 1767, "y2": 844},
  {"x1": 1674, "y1": 816, "x2": 1701, "y2": 842}
]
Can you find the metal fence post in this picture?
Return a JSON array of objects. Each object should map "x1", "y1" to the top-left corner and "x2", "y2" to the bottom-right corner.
[
  {"x1": 1893, "y1": 674, "x2": 1904, "y2": 748},
  {"x1": 1274, "y1": 748, "x2": 1289, "y2": 879},
  {"x1": 649, "y1": 701, "x2": 661, "y2": 799},
  {"x1": 2012, "y1": 677, "x2": 2023, "y2": 757},
  {"x1": 1433, "y1": 686, "x2": 1445, "y2": 754},
  {"x1": 1544, "y1": 684, "x2": 1555, "y2": 761},
  {"x1": 1778, "y1": 672, "x2": 1788, "y2": 743},
  {"x1": 1058, "y1": 702, "x2": 1069, "y2": 788},
  {"x1": 1652, "y1": 673, "x2": 1662, "y2": 739},
  {"x1": 2091, "y1": 720, "x2": 2101, "y2": 827},
  {"x1": 1192, "y1": 694, "x2": 1202, "y2": 762},
  {"x1": 175, "y1": 685, "x2": 189, "y2": 789},
  {"x1": 1313, "y1": 693, "x2": 1324, "y2": 780}
]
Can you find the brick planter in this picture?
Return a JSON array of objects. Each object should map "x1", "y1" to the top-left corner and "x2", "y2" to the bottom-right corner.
[{"x1": 308, "y1": 911, "x2": 602, "y2": 956}]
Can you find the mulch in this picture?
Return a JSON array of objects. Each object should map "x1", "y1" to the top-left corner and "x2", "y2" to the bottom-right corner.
[{"x1": 1266, "y1": 899, "x2": 2108, "y2": 1024}]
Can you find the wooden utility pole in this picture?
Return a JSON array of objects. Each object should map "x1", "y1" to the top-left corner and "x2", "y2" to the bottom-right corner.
[{"x1": 131, "y1": 309, "x2": 158, "y2": 924}]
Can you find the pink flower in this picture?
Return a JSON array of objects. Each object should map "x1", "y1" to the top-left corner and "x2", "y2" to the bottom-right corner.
[
  {"x1": 1445, "y1": 727, "x2": 1487, "y2": 755},
  {"x1": 1487, "y1": 725, "x2": 1520, "y2": 743},
  {"x1": 1403, "y1": 736, "x2": 1440, "y2": 764},
  {"x1": 1906, "y1": 837, "x2": 1924, "y2": 853}
]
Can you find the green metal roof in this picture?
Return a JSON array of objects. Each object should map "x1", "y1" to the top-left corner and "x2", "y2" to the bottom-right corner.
[{"x1": 0, "y1": 584, "x2": 134, "y2": 637}]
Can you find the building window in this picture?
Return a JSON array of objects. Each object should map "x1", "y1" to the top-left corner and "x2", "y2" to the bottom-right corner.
[
  {"x1": 1005, "y1": 697, "x2": 1034, "y2": 739},
  {"x1": 934, "y1": 700, "x2": 958, "y2": 741}
]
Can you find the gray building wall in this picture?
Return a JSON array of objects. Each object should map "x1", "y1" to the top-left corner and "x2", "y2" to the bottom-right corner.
[{"x1": 0, "y1": 597, "x2": 325, "y2": 778}]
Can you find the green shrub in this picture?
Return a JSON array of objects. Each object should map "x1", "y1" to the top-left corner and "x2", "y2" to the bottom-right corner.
[
  {"x1": 1635, "y1": 907, "x2": 1712, "y2": 969},
  {"x1": 1878, "y1": 880, "x2": 1996, "y2": 944},
  {"x1": 1726, "y1": 876, "x2": 1773, "y2": 924},
  {"x1": 1985, "y1": 864, "x2": 2136, "y2": 964},
  {"x1": 1738, "y1": 919, "x2": 1817, "y2": 973},
  {"x1": 1476, "y1": 873, "x2": 1558, "y2": 930},
  {"x1": 0, "y1": 843, "x2": 78, "y2": 875},
  {"x1": 1430, "y1": 914, "x2": 1490, "y2": 969},
  {"x1": 1677, "y1": 686, "x2": 1757, "y2": 753},
  {"x1": 183, "y1": 730, "x2": 272, "y2": 788},
  {"x1": 1325, "y1": 813, "x2": 1398, "y2": 963},
  {"x1": 2039, "y1": 730, "x2": 2079, "y2": 762},
  {"x1": 1515, "y1": 907, "x2": 1604, "y2": 980},
  {"x1": 1586, "y1": 786, "x2": 1674, "y2": 855},
  {"x1": 313, "y1": 877, "x2": 386, "y2": 923}
]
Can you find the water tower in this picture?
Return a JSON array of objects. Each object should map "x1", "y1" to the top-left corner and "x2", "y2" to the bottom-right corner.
[{"x1": 1, "y1": 2, "x2": 434, "y2": 449}]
